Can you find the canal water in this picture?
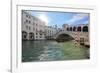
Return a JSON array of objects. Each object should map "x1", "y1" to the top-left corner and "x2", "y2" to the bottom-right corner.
[{"x1": 22, "y1": 40, "x2": 89, "y2": 62}]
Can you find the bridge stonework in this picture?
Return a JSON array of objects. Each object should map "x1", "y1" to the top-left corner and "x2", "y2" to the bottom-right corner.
[{"x1": 53, "y1": 30, "x2": 89, "y2": 47}]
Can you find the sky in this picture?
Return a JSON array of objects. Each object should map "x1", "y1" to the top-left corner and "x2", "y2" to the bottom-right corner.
[{"x1": 26, "y1": 10, "x2": 89, "y2": 28}]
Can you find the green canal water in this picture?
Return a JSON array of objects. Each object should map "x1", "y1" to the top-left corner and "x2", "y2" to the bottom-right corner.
[{"x1": 22, "y1": 40, "x2": 89, "y2": 62}]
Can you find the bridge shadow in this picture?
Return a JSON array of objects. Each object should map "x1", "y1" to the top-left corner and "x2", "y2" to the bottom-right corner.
[{"x1": 55, "y1": 34, "x2": 74, "y2": 42}]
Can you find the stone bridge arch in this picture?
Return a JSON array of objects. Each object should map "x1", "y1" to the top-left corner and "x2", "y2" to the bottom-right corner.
[{"x1": 54, "y1": 31, "x2": 75, "y2": 40}]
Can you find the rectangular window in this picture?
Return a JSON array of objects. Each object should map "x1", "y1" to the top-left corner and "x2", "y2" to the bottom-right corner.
[
  {"x1": 26, "y1": 26, "x2": 28, "y2": 30},
  {"x1": 29, "y1": 21, "x2": 31, "y2": 24},
  {"x1": 36, "y1": 33, "x2": 38, "y2": 35},
  {"x1": 36, "y1": 24, "x2": 38, "y2": 26},
  {"x1": 36, "y1": 36, "x2": 37, "y2": 38},
  {"x1": 26, "y1": 19, "x2": 28, "y2": 23},
  {"x1": 29, "y1": 26, "x2": 31, "y2": 30},
  {"x1": 26, "y1": 15, "x2": 28, "y2": 17},
  {"x1": 29, "y1": 16, "x2": 30, "y2": 18},
  {"x1": 40, "y1": 36, "x2": 42, "y2": 38},
  {"x1": 26, "y1": 15, "x2": 30, "y2": 18}
]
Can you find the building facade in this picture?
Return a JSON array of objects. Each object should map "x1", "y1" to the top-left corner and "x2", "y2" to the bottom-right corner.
[
  {"x1": 22, "y1": 11, "x2": 58, "y2": 40},
  {"x1": 44, "y1": 26, "x2": 58, "y2": 39},
  {"x1": 22, "y1": 11, "x2": 46, "y2": 40}
]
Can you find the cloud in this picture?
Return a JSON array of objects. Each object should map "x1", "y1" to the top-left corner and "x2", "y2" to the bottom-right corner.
[
  {"x1": 66, "y1": 13, "x2": 89, "y2": 24},
  {"x1": 38, "y1": 14, "x2": 49, "y2": 25}
]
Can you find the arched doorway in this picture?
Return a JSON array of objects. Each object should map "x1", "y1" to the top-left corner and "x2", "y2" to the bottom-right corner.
[
  {"x1": 83, "y1": 26, "x2": 88, "y2": 32},
  {"x1": 70, "y1": 27, "x2": 72, "y2": 31},
  {"x1": 67, "y1": 27, "x2": 69, "y2": 31},
  {"x1": 73, "y1": 27, "x2": 76, "y2": 31},
  {"x1": 29, "y1": 32, "x2": 34, "y2": 40},
  {"x1": 77, "y1": 26, "x2": 81, "y2": 32},
  {"x1": 22, "y1": 31, "x2": 27, "y2": 40}
]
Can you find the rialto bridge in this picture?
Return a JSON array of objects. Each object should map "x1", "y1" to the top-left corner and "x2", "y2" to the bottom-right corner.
[{"x1": 53, "y1": 24, "x2": 89, "y2": 47}]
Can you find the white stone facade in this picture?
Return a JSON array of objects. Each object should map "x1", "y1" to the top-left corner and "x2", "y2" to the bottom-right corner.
[
  {"x1": 22, "y1": 11, "x2": 57, "y2": 40},
  {"x1": 44, "y1": 26, "x2": 57, "y2": 39}
]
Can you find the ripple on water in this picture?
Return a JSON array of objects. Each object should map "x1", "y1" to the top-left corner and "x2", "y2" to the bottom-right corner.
[{"x1": 22, "y1": 40, "x2": 89, "y2": 62}]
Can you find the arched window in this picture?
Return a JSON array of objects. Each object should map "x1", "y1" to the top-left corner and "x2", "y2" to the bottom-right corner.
[
  {"x1": 83, "y1": 26, "x2": 88, "y2": 32},
  {"x1": 77, "y1": 26, "x2": 81, "y2": 32},
  {"x1": 73, "y1": 27, "x2": 76, "y2": 31},
  {"x1": 70, "y1": 27, "x2": 72, "y2": 31},
  {"x1": 29, "y1": 32, "x2": 34, "y2": 40},
  {"x1": 22, "y1": 31, "x2": 27, "y2": 40}
]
